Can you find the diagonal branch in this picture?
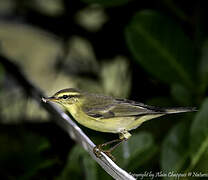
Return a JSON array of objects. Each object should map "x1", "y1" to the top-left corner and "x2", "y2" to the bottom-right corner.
[{"x1": 0, "y1": 55, "x2": 135, "y2": 180}]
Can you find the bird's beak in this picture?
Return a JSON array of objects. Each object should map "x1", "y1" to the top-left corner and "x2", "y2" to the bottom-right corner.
[{"x1": 42, "y1": 97, "x2": 58, "y2": 103}]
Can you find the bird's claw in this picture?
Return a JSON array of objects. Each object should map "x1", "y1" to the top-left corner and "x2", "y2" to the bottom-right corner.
[
  {"x1": 93, "y1": 146, "x2": 116, "y2": 161},
  {"x1": 93, "y1": 146, "x2": 102, "y2": 158}
]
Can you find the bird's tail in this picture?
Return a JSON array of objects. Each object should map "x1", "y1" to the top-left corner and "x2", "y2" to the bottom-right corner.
[{"x1": 163, "y1": 107, "x2": 197, "y2": 114}]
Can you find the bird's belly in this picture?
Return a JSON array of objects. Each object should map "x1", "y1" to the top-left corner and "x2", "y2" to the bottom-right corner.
[
  {"x1": 70, "y1": 109, "x2": 134, "y2": 133},
  {"x1": 126, "y1": 114, "x2": 164, "y2": 130}
]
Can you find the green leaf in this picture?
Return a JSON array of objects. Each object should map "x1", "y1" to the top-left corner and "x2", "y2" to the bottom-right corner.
[
  {"x1": 161, "y1": 121, "x2": 190, "y2": 173},
  {"x1": 83, "y1": 155, "x2": 97, "y2": 180},
  {"x1": 190, "y1": 98, "x2": 208, "y2": 168},
  {"x1": 125, "y1": 10, "x2": 196, "y2": 88},
  {"x1": 198, "y1": 40, "x2": 208, "y2": 93},
  {"x1": 115, "y1": 132, "x2": 157, "y2": 171},
  {"x1": 59, "y1": 145, "x2": 97, "y2": 180},
  {"x1": 171, "y1": 83, "x2": 193, "y2": 105},
  {"x1": 80, "y1": 0, "x2": 129, "y2": 7},
  {"x1": 0, "y1": 129, "x2": 53, "y2": 179},
  {"x1": 193, "y1": 149, "x2": 208, "y2": 172}
]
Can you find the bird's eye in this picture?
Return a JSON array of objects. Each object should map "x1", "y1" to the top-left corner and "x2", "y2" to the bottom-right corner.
[{"x1": 62, "y1": 95, "x2": 69, "y2": 99}]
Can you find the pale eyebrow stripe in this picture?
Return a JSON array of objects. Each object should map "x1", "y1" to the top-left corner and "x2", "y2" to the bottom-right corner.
[{"x1": 58, "y1": 92, "x2": 80, "y2": 96}]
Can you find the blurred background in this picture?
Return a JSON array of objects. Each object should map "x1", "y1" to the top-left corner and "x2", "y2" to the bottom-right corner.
[{"x1": 0, "y1": 0, "x2": 208, "y2": 179}]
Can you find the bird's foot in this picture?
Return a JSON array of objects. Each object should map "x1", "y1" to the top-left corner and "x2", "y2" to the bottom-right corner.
[{"x1": 93, "y1": 145, "x2": 116, "y2": 161}]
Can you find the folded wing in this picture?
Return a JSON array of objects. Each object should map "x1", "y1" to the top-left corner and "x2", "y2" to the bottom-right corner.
[{"x1": 81, "y1": 95, "x2": 164, "y2": 119}]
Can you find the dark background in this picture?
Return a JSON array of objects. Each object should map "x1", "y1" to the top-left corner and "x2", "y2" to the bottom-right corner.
[{"x1": 0, "y1": 0, "x2": 208, "y2": 179}]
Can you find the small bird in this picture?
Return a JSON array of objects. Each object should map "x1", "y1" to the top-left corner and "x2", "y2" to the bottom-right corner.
[{"x1": 42, "y1": 88, "x2": 196, "y2": 160}]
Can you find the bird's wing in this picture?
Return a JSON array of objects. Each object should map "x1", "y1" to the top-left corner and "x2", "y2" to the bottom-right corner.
[{"x1": 81, "y1": 95, "x2": 164, "y2": 119}]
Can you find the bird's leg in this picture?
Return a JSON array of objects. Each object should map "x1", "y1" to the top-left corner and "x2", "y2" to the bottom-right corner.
[
  {"x1": 93, "y1": 139, "x2": 123, "y2": 161},
  {"x1": 107, "y1": 139, "x2": 124, "y2": 152},
  {"x1": 93, "y1": 131, "x2": 131, "y2": 161},
  {"x1": 98, "y1": 139, "x2": 122, "y2": 148}
]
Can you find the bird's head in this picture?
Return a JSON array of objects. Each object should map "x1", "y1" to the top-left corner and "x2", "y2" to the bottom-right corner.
[{"x1": 42, "y1": 88, "x2": 82, "y2": 108}]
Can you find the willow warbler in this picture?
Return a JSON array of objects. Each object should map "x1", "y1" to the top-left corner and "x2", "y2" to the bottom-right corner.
[{"x1": 42, "y1": 88, "x2": 196, "y2": 160}]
